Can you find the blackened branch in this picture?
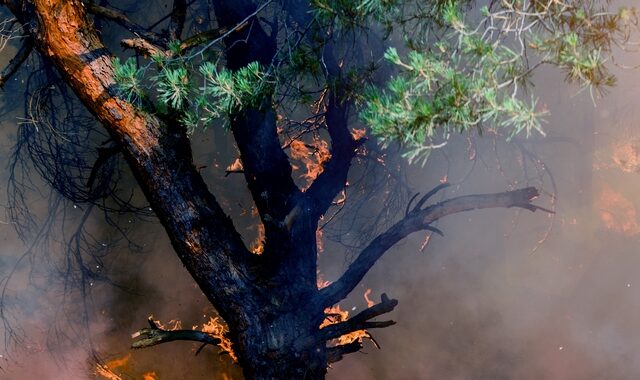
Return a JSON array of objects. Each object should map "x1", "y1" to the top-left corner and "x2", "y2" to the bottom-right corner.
[
  {"x1": 304, "y1": 92, "x2": 361, "y2": 220},
  {"x1": 0, "y1": 38, "x2": 32, "y2": 88},
  {"x1": 167, "y1": 0, "x2": 187, "y2": 40},
  {"x1": 304, "y1": 46, "x2": 362, "y2": 220},
  {"x1": 213, "y1": 0, "x2": 299, "y2": 224},
  {"x1": 327, "y1": 341, "x2": 361, "y2": 364},
  {"x1": 408, "y1": 182, "x2": 451, "y2": 215},
  {"x1": 231, "y1": 109, "x2": 301, "y2": 224},
  {"x1": 321, "y1": 187, "x2": 545, "y2": 306},
  {"x1": 321, "y1": 293, "x2": 398, "y2": 341},
  {"x1": 131, "y1": 318, "x2": 220, "y2": 349},
  {"x1": 85, "y1": 3, "x2": 167, "y2": 47}
]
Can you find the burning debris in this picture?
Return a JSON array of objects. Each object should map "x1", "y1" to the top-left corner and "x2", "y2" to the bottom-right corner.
[{"x1": 95, "y1": 354, "x2": 130, "y2": 380}]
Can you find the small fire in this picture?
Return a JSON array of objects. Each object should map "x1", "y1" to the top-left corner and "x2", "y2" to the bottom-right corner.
[
  {"x1": 598, "y1": 185, "x2": 640, "y2": 235},
  {"x1": 226, "y1": 157, "x2": 244, "y2": 173},
  {"x1": 142, "y1": 372, "x2": 157, "y2": 380},
  {"x1": 351, "y1": 128, "x2": 366, "y2": 141},
  {"x1": 95, "y1": 354, "x2": 130, "y2": 380},
  {"x1": 364, "y1": 288, "x2": 374, "y2": 308},
  {"x1": 150, "y1": 316, "x2": 182, "y2": 331},
  {"x1": 95, "y1": 365, "x2": 122, "y2": 380},
  {"x1": 317, "y1": 273, "x2": 331, "y2": 289},
  {"x1": 334, "y1": 189, "x2": 346, "y2": 206},
  {"x1": 250, "y1": 222, "x2": 265, "y2": 255},
  {"x1": 321, "y1": 305, "x2": 370, "y2": 345},
  {"x1": 200, "y1": 316, "x2": 238, "y2": 362},
  {"x1": 289, "y1": 137, "x2": 331, "y2": 188}
]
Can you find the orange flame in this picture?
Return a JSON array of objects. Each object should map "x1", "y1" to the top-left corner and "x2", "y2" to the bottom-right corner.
[
  {"x1": 321, "y1": 305, "x2": 370, "y2": 345},
  {"x1": 200, "y1": 316, "x2": 238, "y2": 362},
  {"x1": 420, "y1": 232, "x2": 432, "y2": 252},
  {"x1": 250, "y1": 222, "x2": 265, "y2": 255},
  {"x1": 289, "y1": 137, "x2": 331, "y2": 188},
  {"x1": 364, "y1": 289, "x2": 374, "y2": 308},
  {"x1": 95, "y1": 354, "x2": 130, "y2": 380},
  {"x1": 317, "y1": 273, "x2": 331, "y2": 289},
  {"x1": 351, "y1": 128, "x2": 366, "y2": 141},
  {"x1": 150, "y1": 316, "x2": 182, "y2": 331},
  {"x1": 142, "y1": 372, "x2": 157, "y2": 380},
  {"x1": 226, "y1": 157, "x2": 244, "y2": 173}
]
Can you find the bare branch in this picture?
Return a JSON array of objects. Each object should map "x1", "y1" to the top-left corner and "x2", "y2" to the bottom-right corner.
[
  {"x1": 327, "y1": 341, "x2": 361, "y2": 364},
  {"x1": 321, "y1": 187, "x2": 544, "y2": 306},
  {"x1": 0, "y1": 37, "x2": 32, "y2": 88},
  {"x1": 167, "y1": 0, "x2": 187, "y2": 40},
  {"x1": 85, "y1": 2, "x2": 167, "y2": 47},
  {"x1": 131, "y1": 318, "x2": 220, "y2": 349},
  {"x1": 409, "y1": 183, "x2": 451, "y2": 215},
  {"x1": 179, "y1": 28, "x2": 226, "y2": 50}
]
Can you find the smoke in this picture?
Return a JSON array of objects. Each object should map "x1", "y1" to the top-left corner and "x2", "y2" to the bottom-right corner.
[{"x1": 2, "y1": 2, "x2": 640, "y2": 380}]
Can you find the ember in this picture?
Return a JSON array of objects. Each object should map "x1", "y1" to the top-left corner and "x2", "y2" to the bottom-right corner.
[{"x1": 598, "y1": 185, "x2": 640, "y2": 236}]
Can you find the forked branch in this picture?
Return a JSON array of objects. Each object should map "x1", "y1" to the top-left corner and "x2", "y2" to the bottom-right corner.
[
  {"x1": 85, "y1": 2, "x2": 167, "y2": 47},
  {"x1": 131, "y1": 318, "x2": 220, "y2": 349},
  {"x1": 321, "y1": 293, "x2": 398, "y2": 341},
  {"x1": 321, "y1": 186, "x2": 545, "y2": 306},
  {"x1": 327, "y1": 341, "x2": 361, "y2": 364}
]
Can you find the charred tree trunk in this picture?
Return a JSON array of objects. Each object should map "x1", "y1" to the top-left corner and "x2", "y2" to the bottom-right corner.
[{"x1": 1, "y1": 0, "x2": 546, "y2": 378}]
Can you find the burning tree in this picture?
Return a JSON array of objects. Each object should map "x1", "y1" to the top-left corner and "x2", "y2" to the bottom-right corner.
[{"x1": 0, "y1": 0, "x2": 635, "y2": 378}]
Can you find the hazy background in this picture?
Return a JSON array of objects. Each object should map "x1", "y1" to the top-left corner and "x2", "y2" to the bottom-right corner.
[{"x1": 2, "y1": 1, "x2": 640, "y2": 379}]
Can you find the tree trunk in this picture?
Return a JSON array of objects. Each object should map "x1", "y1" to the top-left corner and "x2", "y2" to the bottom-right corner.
[{"x1": 236, "y1": 304, "x2": 328, "y2": 379}]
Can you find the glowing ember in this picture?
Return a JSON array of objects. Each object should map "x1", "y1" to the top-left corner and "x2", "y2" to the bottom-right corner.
[
  {"x1": 598, "y1": 185, "x2": 640, "y2": 235},
  {"x1": 420, "y1": 232, "x2": 432, "y2": 252},
  {"x1": 226, "y1": 157, "x2": 243, "y2": 173},
  {"x1": 364, "y1": 288, "x2": 374, "y2": 308},
  {"x1": 142, "y1": 372, "x2": 158, "y2": 380},
  {"x1": 334, "y1": 190, "x2": 346, "y2": 206},
  {"x1": 612, "y1": 138, "x2": 640, "y2": 173}
]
